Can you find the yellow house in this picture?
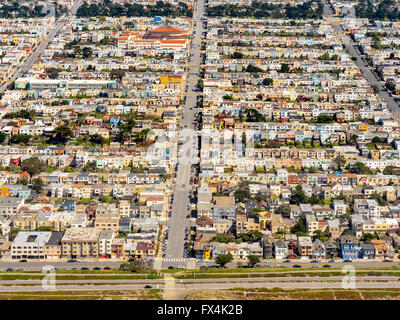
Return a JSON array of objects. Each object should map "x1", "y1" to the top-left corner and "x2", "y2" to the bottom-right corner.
[
  {"x1": 358, "y1": 124, "x2": 368, "y2": 131},
  {"x1": 0, "y1": 186, "x2": 11, "y2": 197},
  {"x1": 160, "y1": 75, "x2": 182, "y2": 85},
  {"x1": 375, "y1": 221, "x2": 388, "y2": 232}
]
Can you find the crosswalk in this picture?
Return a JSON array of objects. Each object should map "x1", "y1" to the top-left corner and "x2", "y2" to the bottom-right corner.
[{"x1": 163, "y1": 258, "x2": 187, "y2": 262}]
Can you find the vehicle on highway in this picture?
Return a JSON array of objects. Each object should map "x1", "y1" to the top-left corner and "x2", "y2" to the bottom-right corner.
[
  {"x1": 323, "y1": 265, "x2": 331, "y2": 268},
  {"x1": 6, "y1": 268, "x2": 13, "y2": 272},
  {"x1": 93, "y1": 267, "x2": 101, "y2": 270},
  {"x1": 81, "y1": 267, "x2": 89, "y2": 270},
  {"x1": 283, "y1": 260, "x2": 290, "y2": 263},
  {"x1": 383, "y1": 259, "x2": 394, "y2": 262},
  {"x1": 19, "y1": 259, "x2": 27, "y2": 262},
  {"x1": 103, "y1": 267, "x2": 111, "y2": 270},
  {"x1": 168, "y1": 266, "x2": 174, "y2": 269},
  {"x1": 293, "y1": 264, "x2": 302, "y2": 268},
  {"x1": 144, "y1": 285, "x2": 153, "y2": 289},
  {"x1": 67, "y1": 259, "x2": 77, "y2": 263}
]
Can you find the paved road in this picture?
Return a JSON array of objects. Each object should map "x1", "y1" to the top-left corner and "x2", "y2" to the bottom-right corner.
[
  {"x1": 0, "y1": 275, "x2": 398, "y2": 286},
  {"x1": 323, "y1": 0, "x2": 400, "y2": 117},
  {"x1": 162, "y1": 0, "x2": 206, "y2": 268},
  {"x1": 1, "y1": 280, "x2": 400, "y2": 292},
  {"x1": 0, "y1": 0, "x2": 84, "y2": 92}
]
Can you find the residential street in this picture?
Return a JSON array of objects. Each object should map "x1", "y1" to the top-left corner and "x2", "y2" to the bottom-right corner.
[
  {"x1": 0, "y1": 0, "x2": 84, "y2": 93},
  {"x1": 323, "y1": 0, "x2": 400, "y2": 118},
  {"x1": 162, "y1": 0, "x2": 206, "y2": 269}
]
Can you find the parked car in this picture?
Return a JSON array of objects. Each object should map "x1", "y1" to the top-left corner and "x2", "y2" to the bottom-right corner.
[
  {"x1": 93, "y1": 267, "x2": 101, "y2": 270},
  {"x1": 103, "y1": 267, "x2": 111, "y2": 270},
  {"x1": 323, "y1": 265, "x2": 331, "y2": 268},
  {"x1": 81, "y1": 267, "x2": 89, "y2": 270},
  {"x1": 19, "y1": 259, "x2": 27, "y2": 262},
  {"x1": 67, "y1": 259, "x2": 77, "y2": 263},
  {"x1": 293, "y1": 264, "x2": 302, "y2": 268},
  {"x1": 343, "y1": 259, "x2": 352, "y2": 263}
]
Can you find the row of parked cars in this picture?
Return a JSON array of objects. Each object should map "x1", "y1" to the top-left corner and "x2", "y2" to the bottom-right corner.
[
  {"x1": 162, "y1": 226, "x2": 170, "y2": 258},
  {"x1": 183, "y1": 226, "x2": 190, "y2": 258},
  {"x1": 4, "y1": 266, "x2": 113, "y2": 271}
]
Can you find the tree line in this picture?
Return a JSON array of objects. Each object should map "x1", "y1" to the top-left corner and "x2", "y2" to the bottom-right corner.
[
  {"x1": 0, "y1": 1, "x2": 65, "y2": 18},
  {"x1": 355, "y1": 0, "x2": 400, "y2": 21},
  {"x1": 206, "y1": 1, "x2": 323, "y2": 19},
  {"x1": 77, "y1": 0, "x2": 192, "y2": 18}
]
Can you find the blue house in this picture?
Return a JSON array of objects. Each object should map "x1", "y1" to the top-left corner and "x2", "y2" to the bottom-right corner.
[
  {"x1": 61, "y1": 200, "x2": 76, "y2": 212},
  {"x1": 119, "y1": 217, "x2": 132, "y2": 233},
  {"x1": 339, "y1": 235, "x2": 360, "y2": 260},
  {"x1": 358, "y1": 243, "x2": 375, "y2": 259},
  {"x1": 110, "y1": 116, "x2": 120, "y2": 125}
]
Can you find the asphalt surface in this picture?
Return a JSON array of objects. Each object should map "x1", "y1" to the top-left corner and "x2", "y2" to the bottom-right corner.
[
  {"x1": 1, "y1": 279, "x2": 400, "y2": 291},
  {"x1": 323, "y1": 0, "x2": 400, "y2": 117},
  {"x1": 162, "y1": 0, "x2": 205, "y2": 268},
  {"x1": 0, "y1": 0, "x2": 84, "y2": 92}
]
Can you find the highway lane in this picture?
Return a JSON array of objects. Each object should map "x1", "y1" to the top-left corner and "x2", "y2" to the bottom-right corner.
[
  {"x1": 0, "y1": 276, "x2": 398, "y2": 285},
  {"x1": 163, "y1": 0, "x2": 206, "y2": 268},
  {"x1": 0, "y1": 0, "x2": 84, "y2": 92},
  {"x1": 1, "y1": 280, "x2": 400, "y2": 292}
]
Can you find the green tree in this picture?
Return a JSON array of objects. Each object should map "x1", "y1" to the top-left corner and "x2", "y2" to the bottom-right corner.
[
  {"x1": 370, "y1": 192, "x2": 387, "y2": 206},
  {"x1": 45, "y1": 67, "x2": 60, "y2": 79},
  {"x1": 9, "y1": 134, "x2": 31, "y2": 144},
  {"x1": 110, "y1": 69, "x2": 126, "y2": 81},
  {"x1": 276, "y1": 204, "x2": 291, "y2": 217},
  {"x1": 386, "y1": 81, "x2": 395, "y2": 92},
  {"x1": 262, "y1": 78, "x2": 273, "y2": 86},
  {"x1": 234, "y1": 189, "x2": 250, "y2": 202},
  {"x1": 32, "y1": 177, "x2": 44, "y2": 192},
  {"x1": 247, "y1": 254, "x2": 260, "y2": 267},
  {"x1": 372, "y1": 85, "x2": 379, "y2": 94},
  {"x1": 0, "y1": 131, "x2": 6, "y2": 144},
  {"x1": 232, "y1": 51, "x2": 243, "y2": 59},
  {"x1": 351, "y1": 162, "x2": 370, "y2": 174},
  {"x1": 332, "y1": 156, "x2": 346, "y2": 171},
  {"x1": 21, "y1": 157, "x2": 44, "y2": 176},
  {"x1": 280, "y1": 63, "x2": 290, "y2": 73},
  {"x1": 291, "y1": 185, "x2": 306, "y2": 205},
  {"x1": 360, "y1": 232, "x2": 377, "y2": 242},
  {"x1": 9, "y1": 228, "x2": 20, "y2": 241},
  {"x1": 372, "y1": 136, "x2": 382, "y2": 144},
  {"x1": 291, "y1": 215, "x2": 306, "y2": 234},
  {"x1": 82, "y1": 46, "x2": 93, "y2": 58},
  {"x1": 215, "y1": 253, "x2": 233, "y2": 267},
  {"x1": 54, "y1": 125, "x2": 73, "y2": 143},
  {"x1": 90, "y1": 134, "x2": 105, "y2": 145}
]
